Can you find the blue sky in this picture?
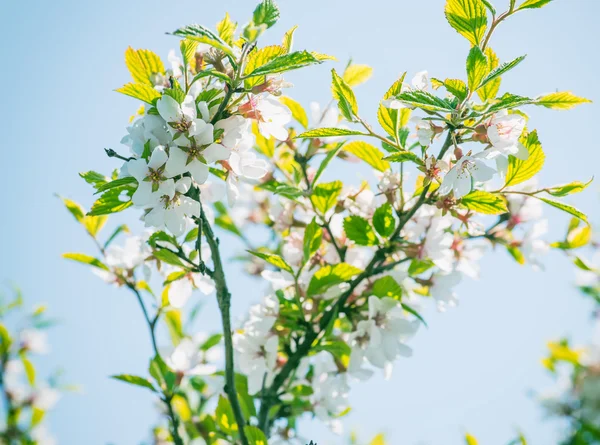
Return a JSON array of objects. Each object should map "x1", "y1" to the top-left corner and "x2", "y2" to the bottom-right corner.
[{"x1": 1, "y1": 0, "x2": 599, "y2": 443}]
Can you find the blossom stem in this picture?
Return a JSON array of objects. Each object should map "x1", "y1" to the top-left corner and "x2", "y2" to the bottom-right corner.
[
  {"x1": 124, "y1": 281, "x2": 184, "y2": 445},
  {"x1": 199, "y1": 204, "x2": 250, "y2": 445}
]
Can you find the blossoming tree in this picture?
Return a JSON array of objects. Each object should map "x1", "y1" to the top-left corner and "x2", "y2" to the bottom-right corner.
[
  {"x1": 59, "y1": 0, "x2": 593, "y2": 443},
  {"x1": 0, "y1": 290, "x2": 64, "y2": 444}
]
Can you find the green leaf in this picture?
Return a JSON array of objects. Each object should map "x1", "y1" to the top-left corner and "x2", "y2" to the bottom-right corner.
[
  {"x1": 546, "y1": 179, "x2": 593, "y2": 197},
  {"x1": 95, "y1": 176, "x2": 137, "y2": 193},
  {"x1": 383, "y1": 151, "x2": 423, "y2": 165},
  {"x1": 253, "y1": 0, "x2": 280, "y2": 28},
  {"x1": 79, "y1": 171, "x2": 108, "y2": 189},
  {"x1": 245, "y1": 51, "x2": 324, "y2": 77},
  {"x1": 248, "y1": 251, "x2": 294, "y2": 274},
  {"x1": 201, "y1": 333, "x2": 223, "y2": 351},
  {"x1": 534, "y1": 91, "x2": 592, "y2": 110},
  {"x1": 504, "y1": 130, "x2": 545, "y2": 188},
  {"x1": 538, "y1": 197, "x2": 588, "y2": 224},
  {"x1": 394, "y1": 90, "x2": 456, "y2": 113},
  {"x1": 104, "y1": 226, "x2": 129, "y2": 250},
  {"x1": 518, "y1": 0, "x2": 553, "y2": 10},
  {"x1": 279, "y1": 96, "x2": 308, "y2": 128},
  {"x1": 487, "y1": 93, "x2": 533, "y2": 113},
  {"x1": 62, "y1": 253, "x2": 109, "y2": 271},
  {"x1": 88, "y1": 185, "x2": 135, "y2": 216},
  {"x1": 445, "y1": 0, "x2": 488, "y2": 46},
  {"x1": 303, "y1": 218, "x2": 323, "y2": 262},
  {"x1": 111, "y1": 374, "x2": 157, "y2": 393},
  {"x1": 307, "y1": 263, "x2": 362, "y2": 296},
  {"x1": 281, "y1": 25, "x2": 298, "y2": 52},
  {"x1": 466, "y1": 46, "x2": 488, "y2": 91},
  {"x1": 312, "y1": 143, "x2": 344, "y2": 186},
  {"x1": 344, "y1": 141, "x2": 390, "y2": 172},
  {"x1": 343, "y1": 64, "x2": 373, "y2": 87},
  {"x1": 344, "y1": 216, "x2": 378, "y2": 246},
  {"x1": 310, "y1": 180, "x2": 343, "y2": 214},
  {"x1": 171, "y1": 24, "x2": 236, "y2": 59},
  {"x1": 371, "y1": 276, "x2": 402, "y2": 299},
  {"x1": 259, "y1": 181, "x2": 304, "y2": 200},
  {"x1": 245, "y1": 425, "x2": 268, "y2": 445},
  {"x1": 408, "y1": 259, "x2": 435, "y2": 275},
  {"x1": 372, "y1": 203, "x2": 396, "y2": 238},
  {"x1": 124, "y1": 47, "x2": 165, "y2": 86},
  {"x1": 461, "y1": 191, "x2": 508, "y2": 214},
  {"x1": 478, "y1": 55, "x2": 526, "y2": 90},
  {"x1": 215, "y1": 395, "x2": 238, "y2": 435},
  {"x1": 481, "y1": 0, "x2": 496, "y2": 15},
  {"x1": 149, "y1": 355, "x2": 176, "y2": 393},
  {"x1": 331, "y1": 69, "x2": 358, "y2": 121},
  {"x1": 297, "y1": 128, "x2": 367, "y2": 139},
  {"x1": 115, "y1": 83, "x2": 161, "y2": 105},
  {"x1": 154, "y1": 249, "x2": 186, "y2": 268},
  {"x1": 190, "y1": 69, "x2": 232, "y2": 86},
  {"x1": 574, "y1": 256, "x2": 596, "y2": 272}
]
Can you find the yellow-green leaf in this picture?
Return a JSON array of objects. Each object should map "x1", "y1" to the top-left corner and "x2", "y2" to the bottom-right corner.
[
  {"x1": 244, "y1": 45, "x2": 286, "y2": 88},
  {"x1": 478, "y1": 47, "x2": 501, "y2": 101},
  {"x1": 331, "y1": 69, "x2": 358, "y2": 121},
  {"x1": 370, "y1": 433, "x2": 386, "y2": 445},
  {"x1": 546, "y1": 178, "x2": 593, "y2": 197},
  {"x1": 344, "y1": 141, "x2": 390, "y2": 172},
  {"x1": 504, "y1": 130, "x2": 545, "y2": 188},
  {"x1": 180, "y1": 39, "x2": 199, "y2": 70},
  {"x1": 279, "y1": 96, "x2": 308, "y2": 128},
  {"x1": 461, "y1": 191, "x2": 508, "y2": 214},
  {"x1": 61, "y1": 197, "x2": 85, "y2": 222},
  {"x1": 115, "y1": 83, "x2": 161, "y2": 105},
  {"x1": 465, "y1": 433, "x2": 479, "y2": 445},
  {"x1": 466, "y1": 46, "x2": 488, "y2": 91},
  {"x1": 248, "y1": 251, "x2": 294, "y2": 274},
  {"x1": 310, "y1": 180, "x2": 343, "y2": 214},
  {"x1": 538, "y1": 197, "x2": 588, "y2": 224},
  {"x1": 245, "y1": 425, "x2": 268, "y2": 445},
  {"x1": 252, "y1": 122, "x2": 275, "y2": 157},
  {"x1": 307, "y1": 263, "x2": 362, "y2": 296},
  {"x1": 535, "y1": 91, "x2": 591, "y2": 110},
  {"x1": 445, "y1": 0, "x2": 488, "y2": 46},
  {"x1": 377, "y1": 73, "x2": 411, "y2": 139},
  {"x1": 124, "y1": 47, "x2": 164, "y2": 86},
  {"x1": 216, "y1": 13, "x2": 237, "y2": 45},
  {"x1": 343, "y1": 64, "x2": 373, "y2": 87},
  {"x1": 62, "y1": 253, "x2": 109, "y2": 271},
  {"x1": 21, "y1": 355, "x2": 35, "y2": 385},
  {"x1": 518, "y1": 0, "x2": 554, "y2": 10},
  {"x1": 82, "y1": 215, "x2": 108, "y2": 237},
  {"x1": 281, "y1": 25, "x2": 298, "y2": 52}
]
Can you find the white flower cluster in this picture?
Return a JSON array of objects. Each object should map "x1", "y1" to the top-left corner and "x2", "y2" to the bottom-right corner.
[{"x1": 119, "y1": 63, "x2": 291, "y2": 237}]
